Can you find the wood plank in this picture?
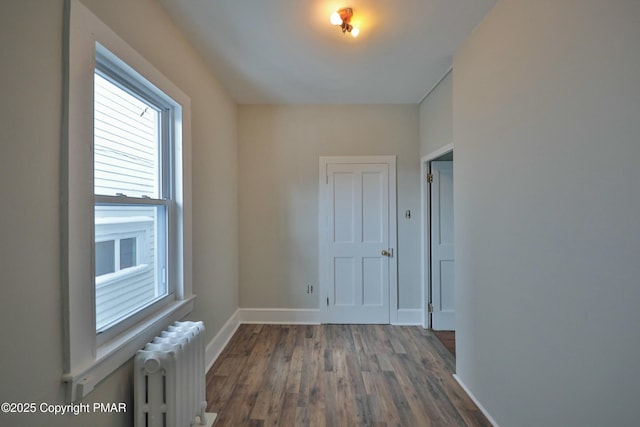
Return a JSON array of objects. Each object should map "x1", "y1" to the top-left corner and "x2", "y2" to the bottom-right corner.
[
  {"x1": 207, "y1": 324, "x2": 491, "y2": 426},
  {"x1": 433, "y1": 330, "x2": 456, "y2": 357}
]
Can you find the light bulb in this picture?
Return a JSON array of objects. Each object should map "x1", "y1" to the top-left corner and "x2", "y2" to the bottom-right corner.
[
  {"x1": 351, "y1": 27, "x2": 360, "y2": 38},
  {"x1": 330, "y1": 11, "x2": 342, "y2": 26}
]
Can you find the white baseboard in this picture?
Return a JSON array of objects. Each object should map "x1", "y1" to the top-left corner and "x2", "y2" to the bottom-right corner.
[
  {"x1": 453, "y1": 374, "x2": 500, "y2": 427},
  {"x1": 205, "y1": 309, "x2": 242, "y2": 372},
  {"x1": 393, "y1": 308, "x2": 422, "y2": 325},
  {"x1": 238, "y1": 308, "x2": 321, "y2": 324},
  {"x1": 203, "y1": 412, "x2": 217, "y2": 427}
]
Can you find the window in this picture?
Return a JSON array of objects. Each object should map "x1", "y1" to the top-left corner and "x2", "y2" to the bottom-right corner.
[
  {"x1": 95, "y1": 236, "x2": 140, "y2": 275},
  {"x1": 95, "y1": 235, "x2": 139, "y2": 274},
  {"x1": 94, "y1": 213, "x2": 154, "y2": 331},
  {"x1": 62, "y1": 0, "x2": 193, "y2": 403},
  {"x1": 93, "y1": 54, "x2": 172, "y2": 337},
  {"x1": 95, "y1": 240, "x2": 116, "y2": 275}
]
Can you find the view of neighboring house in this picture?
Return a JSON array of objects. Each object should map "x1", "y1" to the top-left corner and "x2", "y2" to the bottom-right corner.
[{"x1": 93, "y1": 71, "x2": 164, "y2": 331}]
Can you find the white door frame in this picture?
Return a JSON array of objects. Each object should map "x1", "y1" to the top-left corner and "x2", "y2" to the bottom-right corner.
[
  {"x1": 420, "y1": 144, "x2": 454, "y2": 328},
  {"x1": 319, "y1": 156, "x2": 398, "y2": 324}
]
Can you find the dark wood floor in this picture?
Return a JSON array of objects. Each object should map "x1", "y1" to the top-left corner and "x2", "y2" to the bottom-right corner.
[
  {"x1": 206, "y1": 324, "x2": 489, "y2": 426},
  {"x1": 432, "y1": 330, "x2": 456, "y2": 358}
]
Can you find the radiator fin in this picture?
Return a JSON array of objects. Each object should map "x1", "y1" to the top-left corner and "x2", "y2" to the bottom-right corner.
[{"x1": 134, "y1": 321, "x2": 207, "y2": 427}]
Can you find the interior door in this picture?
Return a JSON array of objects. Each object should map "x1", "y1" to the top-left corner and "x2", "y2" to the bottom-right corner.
[
  {"x1": 431, "y1": 160, "x2": 455, "y2": 330},
  {"x1": 319, "y1": 157, "x2": 396, "y2": 324}
]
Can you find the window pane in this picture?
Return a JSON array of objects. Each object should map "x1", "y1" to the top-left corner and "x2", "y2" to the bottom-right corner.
[
  {"x1": 94, "y1": 73, "x2": 160, "y2": 198},
  {"x1": 120, "y1": 237, "x2": 137, "y2": 269},
  {"x1": 95, "y1": 204, "x2": 167, "y2": 332},
  {"x1": 95, "y1": 240, "x2": 115, "y2": 276}
]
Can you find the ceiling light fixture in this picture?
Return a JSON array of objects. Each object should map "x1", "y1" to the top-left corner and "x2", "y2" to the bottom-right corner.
[{"x1": 330, "y1": 7, "x2": 359, "y2": 38}]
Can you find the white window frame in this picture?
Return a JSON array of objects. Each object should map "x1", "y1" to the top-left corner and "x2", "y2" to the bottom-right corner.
[
  {"x1": 93, "y1": 48, "x2": 175, "y2": 344},
  {"x1": 61, "y1": 0, "x2": 193, "y2": 402}
]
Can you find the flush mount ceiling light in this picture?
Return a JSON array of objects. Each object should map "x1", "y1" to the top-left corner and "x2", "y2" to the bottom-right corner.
[{"x1": 330, "y1": 7, "x2": 360, "y2": 37}]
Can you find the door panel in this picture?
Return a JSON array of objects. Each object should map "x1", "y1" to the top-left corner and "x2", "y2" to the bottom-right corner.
[
  {"x1": 334, "y1": 257, "x2": 355, "y2": 306},
  {"x1": 333, "y1": 172, "x2": 355, "y2": 243},
  {"x1": 362, "y1": 172, "x2": 383, "y2": 242},
  {"x1": 439, "y1": 260, "x2": 455, "y2": 311},
  {"x1": 320, "y1": 158, "x2": 395, "y2": 324},
  {"x1": 363, "y1": 257, "x2": 384, "y2": 306},
  {"x1": 431, "y1": 161, "x2": 455, "y2": 330}
]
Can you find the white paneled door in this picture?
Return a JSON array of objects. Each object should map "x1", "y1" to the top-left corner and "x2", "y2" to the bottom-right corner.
[
  {"x1": 430, "y1": 160, "x2": 455, "y2": 330},
  {"x1": 319, "y1": 157, "x2": 397, "y2": 324}
]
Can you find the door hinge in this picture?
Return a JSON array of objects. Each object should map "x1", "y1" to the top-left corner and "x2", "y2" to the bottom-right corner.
[
  {"x1": 326, "y1": 297, "x2": 329, "y2": 306},
  {"x1": 428, "y1": 302, "x2": 434, "y2": 313},
  {"x1": 427, "y1": 173, "x2": 433, "y2": 183}
]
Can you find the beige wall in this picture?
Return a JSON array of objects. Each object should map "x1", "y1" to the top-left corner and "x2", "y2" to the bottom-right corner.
[
  {"x1": 238, "y1": 105, "x2": 421, "y2": 310},
  {"x1": 419, "y1": 70, "x2": 453, "y2": 157},
  {"x1": 453, "y1": 0, "x2": 640, "y2": 425},
  {"x1": 0, "y1": 1, "x2": 68, "y2": 421},
  {"x1": 0, "y1": 1, "x2": 238, "y2": 425}
]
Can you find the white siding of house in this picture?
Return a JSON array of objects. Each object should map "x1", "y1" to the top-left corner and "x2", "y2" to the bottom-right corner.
[
  {"x1": 94, "y1": 73, "x2": 159, "y2": 198},
  {"x1": 94, "y1": 205, "x2": 162, "y2": 330}
]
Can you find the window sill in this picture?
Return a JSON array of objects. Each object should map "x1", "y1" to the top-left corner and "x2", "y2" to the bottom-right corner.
[{"x1": 62, "y1": 295, "x2": 195, "y2": 402}]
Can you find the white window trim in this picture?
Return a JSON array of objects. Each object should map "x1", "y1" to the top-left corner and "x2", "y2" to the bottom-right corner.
[{"x1": 61, "y1": 0, "x2": 193, "y2": 402}]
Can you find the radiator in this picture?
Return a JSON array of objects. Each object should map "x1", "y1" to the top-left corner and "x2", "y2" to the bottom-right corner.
[{"x1": 134, "y1": 321, "x2": 207, "y2": 427}]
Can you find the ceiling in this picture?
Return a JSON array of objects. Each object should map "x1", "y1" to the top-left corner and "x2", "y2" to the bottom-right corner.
[{"x1": 157, "y1": 0, "x2": 496, "y2": 104}]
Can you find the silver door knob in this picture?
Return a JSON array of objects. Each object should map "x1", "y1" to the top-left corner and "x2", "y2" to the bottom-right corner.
[{"x1": 381, "y1": 249, "x2": 390, "y2": 257}]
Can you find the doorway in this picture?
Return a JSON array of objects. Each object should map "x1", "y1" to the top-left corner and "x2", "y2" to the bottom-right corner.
[
  {"x1": 319, "y1": 156, "x2": 398, "y2": 324},
  {"x1": 421, "y1": 144, "x2": 455, "y2": 333}
]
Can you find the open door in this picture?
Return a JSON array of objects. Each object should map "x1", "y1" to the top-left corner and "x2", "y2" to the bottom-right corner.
[{"x1": 430, "y1": 160, "x2": 455, "y2": 330}]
